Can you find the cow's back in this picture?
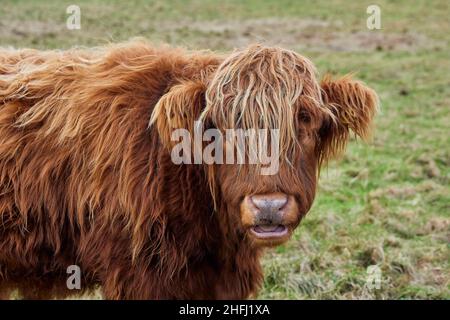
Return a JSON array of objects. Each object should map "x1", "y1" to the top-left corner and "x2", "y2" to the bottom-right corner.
[{"x1": 0, "y1": 44, "x2": 169, "y2": 291}]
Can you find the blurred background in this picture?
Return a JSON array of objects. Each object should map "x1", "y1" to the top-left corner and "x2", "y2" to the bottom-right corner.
[{"x1": 1, "y1": 0, "x2": 448, "y2": 299}]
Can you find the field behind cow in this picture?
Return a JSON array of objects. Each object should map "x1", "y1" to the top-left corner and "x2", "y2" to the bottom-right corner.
[{"x1": 1, "y1": 0, "x2": 449, "y2": 299}]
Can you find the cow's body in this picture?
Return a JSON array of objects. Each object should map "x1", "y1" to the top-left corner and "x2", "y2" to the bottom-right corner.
[{"x1": 0, "y1": 41, "x2": 378, "y2": 300}]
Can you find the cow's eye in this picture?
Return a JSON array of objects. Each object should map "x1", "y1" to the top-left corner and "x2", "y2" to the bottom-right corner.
[{"x1": 299, "y1": 111, "x2": 311, "y2": 124}]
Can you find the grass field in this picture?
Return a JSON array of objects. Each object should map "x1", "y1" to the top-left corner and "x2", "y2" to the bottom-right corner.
[{"x1": 1, "y1": 0, "x2": 449, "y2": 299}]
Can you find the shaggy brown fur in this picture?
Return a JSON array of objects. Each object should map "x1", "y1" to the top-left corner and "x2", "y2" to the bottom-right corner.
[{"x1": 0, "y1": 40, "x2": 378, "y2": 299}]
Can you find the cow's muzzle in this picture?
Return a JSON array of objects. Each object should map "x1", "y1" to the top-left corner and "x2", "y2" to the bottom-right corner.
[{"x1": 240, "y1": 192, "x2": 300, "y2": 245}]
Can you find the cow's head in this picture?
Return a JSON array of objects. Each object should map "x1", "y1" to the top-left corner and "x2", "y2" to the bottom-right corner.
[{"x1": 151, "y1": 44, "x2": 378, "y2": 247}]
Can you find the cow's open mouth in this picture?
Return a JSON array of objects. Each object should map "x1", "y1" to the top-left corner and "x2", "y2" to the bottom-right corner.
[{"x1": 250, "y1": 225, "x2": 289, "y2": 239}]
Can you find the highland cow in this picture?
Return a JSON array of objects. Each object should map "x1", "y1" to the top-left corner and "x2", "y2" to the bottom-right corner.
[{"x1": 0, "y1": 40, "x2": 378, "y2": 299}]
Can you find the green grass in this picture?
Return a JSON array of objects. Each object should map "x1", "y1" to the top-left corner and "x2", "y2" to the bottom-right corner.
[{"x1": 1, "y1": 0, "x2": 449, "y2": 299}]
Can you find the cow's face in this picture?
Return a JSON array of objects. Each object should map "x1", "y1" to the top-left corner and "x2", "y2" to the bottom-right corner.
[{"x1": 151, "y1": 44, "x2": 378, "y2": 247}]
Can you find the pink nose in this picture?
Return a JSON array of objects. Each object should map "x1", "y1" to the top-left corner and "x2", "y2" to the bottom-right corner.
[{"x1": 250, "y1": 193, "x2": 288, "y2": 225}]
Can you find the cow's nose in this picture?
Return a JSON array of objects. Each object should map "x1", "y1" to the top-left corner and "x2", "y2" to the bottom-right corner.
[{"x1": 251, "y1": 193, "x2": 288, "y2": 225}]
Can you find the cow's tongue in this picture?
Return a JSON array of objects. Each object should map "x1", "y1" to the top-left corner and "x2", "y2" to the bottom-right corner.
[{"x1": 255, "y1": 225, "x2": 280, "y2": 233}]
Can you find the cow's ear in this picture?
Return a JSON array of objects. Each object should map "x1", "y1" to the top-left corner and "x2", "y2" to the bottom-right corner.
[
  {"x1": 150, "y1": 81, "x2": 206, "y2": 149},
  {"x1": 319, "y1": 74, "x2": 379, "y2": 161}
]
